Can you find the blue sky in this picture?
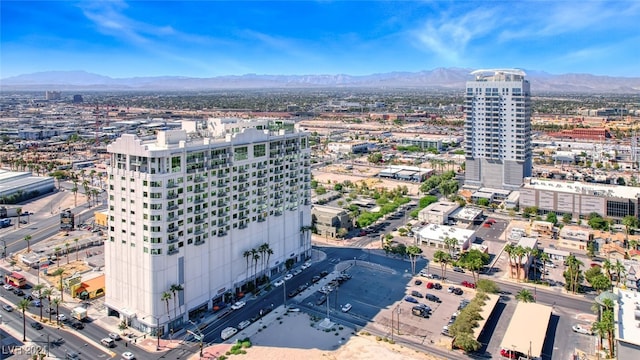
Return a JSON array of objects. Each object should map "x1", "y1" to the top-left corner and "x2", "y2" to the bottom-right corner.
[{"x1": 2, "y1": 0, "x2": 639, "y2": 78}]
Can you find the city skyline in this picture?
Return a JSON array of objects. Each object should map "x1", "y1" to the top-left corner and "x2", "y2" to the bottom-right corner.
[{"x1": 2, "y1": 1, "x2": 640, "y2": 79}]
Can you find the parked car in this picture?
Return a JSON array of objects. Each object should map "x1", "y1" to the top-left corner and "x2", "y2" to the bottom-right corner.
[
  {"x1": 3, "y1": 284, "x2": 14, "y2": 291},
  {"x1": 433, "y1": 283, "x2": 442, "y2": 290},
  {"x1": 425, "y1": 294, "x2": 441, "y2": 303},
  {"x1": 404, "y1": 296, "x2": 418, "y2": 304},
  {"x1": 231, "y1": 301, "x2": 246, "y2": 310},
  {"x1": 572, "y1": 324, "x2": 593, "y2": 335},
  {"x1": 273, "y1": 279, "x2": 285, "y2": 287},
  {"x1": 414, "y1": 279, "x2": 422, "y2": 286},
  {"x1": 453, "y1": 267, "x2": 464, "y2": 273},
  {"x1": 341, "y1": 303, "x2": 352, "y2": 312},
  {"x1": 410, "y1": 290, "x2": 423, "y2": 298},
  {"x1": 13, "y1": 289, "x2": 24, "y2": 296},
  {"x1": 453, "y1": 288, "x2": 464, "y2": 295},
  {"x1": 109, "y1": 333, "x2": 121, "y2": 340},
  {"x1": 284, "y1": 273, "x2": 293, "y2": 281},
  {"x1": 316, "y1": 294, "x2": 327, "y2": 305},
  {"x1": 500, "y1": 348, "x2": 522, "y2": 359},
  {"x1": 221, "y1": 327, "x2": 238, "y2": 340},
  {"x1": 426, "y1": 282, "x2": 434, "y2": 289},
  {"x1": 238, "y1": 320, "x2": 251, "y2": 330},
  {"x1": 311, "y1": 275, "x2": 321, "y2": 283},
  {"x1": 301, "y1": 262, "x2": 312, "y2": 270}
]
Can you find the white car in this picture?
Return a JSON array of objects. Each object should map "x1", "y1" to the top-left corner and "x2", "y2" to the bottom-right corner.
[
  {"x1": 121, "y1": 351, "x2": 136, "y2": 360},
  {"x1": 284, "y1": 273, "x2": 293, "y2": 281},
  {"x1": 238, "y1": 320, "x2": 251, "y2": 330},
  {"x1": 301, "y1": 262, "x2": 311, "y2": 270},
  {"x1": 57, "y1": 314, "x2": 67, "y2": 321},
  {"x1": 572, "y1": 324, "x2": 593, "y2": 335},
  {"x1": 3, "y1": 284, "x2": 14, "y2": 291},
  {"x1": 231, "y1": 301, "x2": 246, "y2": 310},
  {"x1": 273, "y1": 279, "x2": 285, "y2": 287},
  {"x1": 221, "y1": 326, "x2": 238, "y2": 340},
  {"x1": 341, "y1": 303, "x2": 352, "y2": 312}
]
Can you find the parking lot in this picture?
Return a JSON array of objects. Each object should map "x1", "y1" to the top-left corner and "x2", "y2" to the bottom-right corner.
[{"x1": 296, "y1": 260, "x2": 476, "y2": 347}]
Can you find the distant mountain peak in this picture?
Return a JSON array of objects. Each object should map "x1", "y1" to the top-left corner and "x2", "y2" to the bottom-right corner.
[{"x1": 1, "y1": 68, "x2": 639, "y2": 93}]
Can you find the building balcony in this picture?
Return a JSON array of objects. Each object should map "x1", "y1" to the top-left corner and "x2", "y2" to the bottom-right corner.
[
  {"x1": 167, "y1": 193, "x2": 178, "y2": 200},
  {"x1": 194, "y1": 218, "x2": 205, "y2": 225},
  {"x1": 167, "y1": 204, "x2": 179, "y2": 211},
  {"x1": 167, "y1": 237, "x2": 179, "y2": 244},
  {"x1": 194, "y1": 187, "x2": 205, "y2": 193},
  {"x1": 168, "y1": 248, "x2": 179, "y2": 255},
  {"x1": 167, "y1": 227, "x2": 178, "y2": 234},
  {"x1": 166, "y1": 182, "x2": 178, "y2": 188},
  {"x1": 194, "y1": 239, "x2": 205, "y2": 246}
]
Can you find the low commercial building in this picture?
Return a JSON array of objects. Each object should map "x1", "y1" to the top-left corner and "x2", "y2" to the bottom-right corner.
[
  {"x1": 452, "y1": 206, "x2": 483, "y2": 225},
  {"x1": 504, "y1": 191, "x2": 520, "y2": 209},
  {"x1": 311, "y1": 205, "x2": 352, "y2": 238},
  {"x1": 509, "y1": 237, "x2": 538, "y2": 280},
  {"x1": 531, "y1": 221, "x2": 554, "y2": 237},
  {"x1": 418, "y1": 201, "x2": 459, "y2": 225},
  {"x1": 520, "y1": 178, "x2": 640, "y2": 222},
  {"x1": 0, "y1": 170, "x2": 55, "y2": 204},
  {"x1": 557, "y1": 226, "x2": 593, "y2": 251},
  {"x1": 327, "y1": 141, "x2": 371, "y2": 154},
  {"x1": 500, "y1": 302, "x2": 552, "y2": 359},
  {"x1": 414, "y1": 224, "x2": 474, "y2": 251},
  {"x1": 399, "y1": 137, "x2": 443, "y2": 152},
  {"x1": 378, "y1": 165, "x2": 433, "y2": 182},
  {"x1": 613, "y1": 288, "x2": 640, "y2": 360}
]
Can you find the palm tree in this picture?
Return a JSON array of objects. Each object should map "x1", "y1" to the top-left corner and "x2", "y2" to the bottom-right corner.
[
  {"x1": 614, "y1": 260, "x2": 626, "y2": 287},
  {"x1": 593, "y1": 298, "x2": 616, "y2": 359},
  {"x1": 161, "y1": 291, "x2": 172, "y2": 320},
  {"x1": 17, "y1": 299, "x2": 31, "y2": 341},
  {"x1": 33, "y1": 283, "x2": 44, "y2": 320},
  {"x1": 433, "y1": 250, "x2": 451, "y2": 282},
  {"x1": 566, "y1": 255, "x2": 584, "y2": 294},
  {"x1": 54, "y1": 247, "x2": 61, "y2": 267},
  {"x1": 16, "y1": 208, "x2": 22, "y2": 228},
  {"x1": 530, "y1": 248, "x2": 540, "y2": 280},
  {"x1": 42, "y1": 287, "x2": 53, "y2": 323},
  {"x1": 602, "y1": 259, "x2": 613, "y2": 283},
  {"x1": 513, "y1": 245, "x2": 526, "y2": 281},
  {"x1": 51, "y1": 268, "x2": 65, "y2": 301},
  {"x1": 515, "y1": 288, "x2": 535, "y2": 303},
  {"x1": 74, "y1": 238, "x2": 79, "y2": 262},
  {"x1": 539, "y1": 252, "x2": 551, "y2": 280},
  {"x1": 243, "y1": 250, "x2": 251, "y2": 280},
  {"x1": 443, "y1": 237, "x2": 457, "y2": 257},
  {"x1": 504, "y1": 243, "x2": 515, "y2": 278},
  {"x1": 64, "y1": 242, "x2": 70, "y2": 264},
  {"x1": 258, "y1": 243, "x2": 269, "y2": 277},
  {"x1": 23, "y1": 235, "x2": 32, "y2": 252},
  {"x1": 82, "y1": 180, "x2": 90, "y2": 205},
  {"x1": 71, "y1": 179, "x2": 78, "y2": 207},
  {"x1": 52, "y1": 297, "x2": 62, "y2": 325},
  {"x1": 169, "y1": 284, "x2": 184, "y2": 323},
  {"x1": 252, "y1": 250, "x2": 260, "y2": 286},
  {"x1": 406, "y1": 245, "x2": 422, "y2": 275},
  {"x1": 265, "y1": 247, "x2": 274, "y2": 278}
]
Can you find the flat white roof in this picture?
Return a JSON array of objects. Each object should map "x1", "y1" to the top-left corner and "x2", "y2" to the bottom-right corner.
[
  {"x1": 500, "y1": 302, "x2": 552, "y2": 358},
  {"x1": 615, "y1": 288, "x2": 640, "y2": 346},
  {"x1": 454, "y1": 207, "x2": 483, "y2": 221},
  {"x1": 524, "y1": 178, "x2": 640, "y2": 200},
  {"x1": 423, "y1": 201, "x2": 458, "y2": 214},
  {"x1": 417, "y1": 224, "x2": 475, "y2": 244}
]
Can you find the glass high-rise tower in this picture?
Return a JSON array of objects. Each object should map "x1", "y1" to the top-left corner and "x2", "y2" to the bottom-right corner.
[{"x1": 464, "y1": 69, "x2": 532, "y2": 190}]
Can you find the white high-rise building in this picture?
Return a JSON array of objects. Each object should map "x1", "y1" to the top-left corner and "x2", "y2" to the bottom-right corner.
[
  {"x1": 104, "y1": 118, "x2": 312, "y2": 335},
  {"x1": 464, "y1": 69, "x2": 532, "y2": 190}
]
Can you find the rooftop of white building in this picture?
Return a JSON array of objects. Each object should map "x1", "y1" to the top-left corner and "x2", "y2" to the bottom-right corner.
[
  {"x1": 453, "y1": 207, "x2": 483, "y2": 221},
  {"x1": 422, "y1": 201, "x2": 458, "y2": 215},
  {"x1": 523, "y1": 177, "x2": 640, "y2": 200},
  {"x1": 615, "y1": 288, "x2": 640, "y2": 347},
  {"x1": 417, "y1": 224, "x2": 475, "y2": 245}
]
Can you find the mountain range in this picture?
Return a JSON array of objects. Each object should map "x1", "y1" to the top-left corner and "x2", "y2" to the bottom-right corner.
[{"x1": 2, "y1": 68, "x2": 640, "y2": 93}]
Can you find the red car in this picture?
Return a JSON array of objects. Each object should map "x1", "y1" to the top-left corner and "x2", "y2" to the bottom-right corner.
[
  {"x1": 461, "y1": 281, "x2": 476, "y2": 289},
  {"x1": 483, "y1": 223, "x2": 491, "y2": 228},
  {"x1": 426, "y1": 282, "x2": 434, "y2": 289},
  {"x1": 487, "y1": 218, "x2": 496, "y2": 224},
  {"x1": 500, "y1": 348, "x2": 522, "y2": 359}
]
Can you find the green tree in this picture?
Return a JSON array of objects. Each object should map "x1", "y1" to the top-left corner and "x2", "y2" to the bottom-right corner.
[
  {"x1": 504, "y1": 243, "x2": 515, "y2": 278},
  {"x1": 476, "y1": 279, "x2": 500, "y2": 293},
  {"x1": 539, "y1": 252, "x2": 551, "y2": 280},
  {"x1": 453, "y1": 332, "x2": 481, "y2": 352},
  {"x1": 161, "y1": 291, "x2": 172, "y2": 320},
  {"x1": 41, "y1": 287, "x2": 53, "y2": 323},
  {"x1": 433, "y1": 250, "x2": 451, "y2": 282},
  {"x1": 590, "y1": 274, "x2": 612, "y2": 293},
  {"x1": 170, "y1": 284, "x2": 184, "y2": 326},
  {"x1": 546, "y1": 212, "x2": 558, "y2": 225},
  {"x1": 477, "y1": 198, "x2": 490, "y2": 207},
  {"x1": 458, "y1": 249, "x2": 488, "y2": 284},
  {"x1": 367, "y1": 152, "x2": 383, "y2": 164},
  {"x1": 406, "y1": 245, "x2": 422, "y2": 275},
  {"x1": 443, "y1": 237, "x2": 458, "y2": 257},
  {"x1": 23, "y1": 235, "x2": 32, "y2": 252},
  {"x1": 614, "y1": 260, "x2": 626, "y2": 288},
  {"x1": 51, "y1": 268, "x2": 65, "y2": 301},
  {"x1": 515, "y1": 288, "x2": 535, "y2": 303},
  {"x1": 33, "y1": 283, "x2": 44, "y2": 320},
  {"x1": 17, "y1": 298, "x2": 31, "y2": 341},
  {"x1": 562, "y1": 213, "x2": 572, "y2": 224},
  {"x1": 622, "y1": 215, "x2": 639, "y2": 245},
  {"x1": 592, "y1": 298, "x2": 616, "y2": 359},
  {"x1": 52, "y1": 297, "x2": 62, "y2": 325}
]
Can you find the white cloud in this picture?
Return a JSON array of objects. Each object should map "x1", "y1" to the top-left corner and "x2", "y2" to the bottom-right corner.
[{"x1": 411, "y1": 8, "x2": 499, "y2": 62}]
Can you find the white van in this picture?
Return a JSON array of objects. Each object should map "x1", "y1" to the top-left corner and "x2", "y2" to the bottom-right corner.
[
  {"x1": 221, "y1": 326, "x2": 238, "y2": 340},
  {"x1": 100, "y1": 337, "x2": 115, "y2": 348}
]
